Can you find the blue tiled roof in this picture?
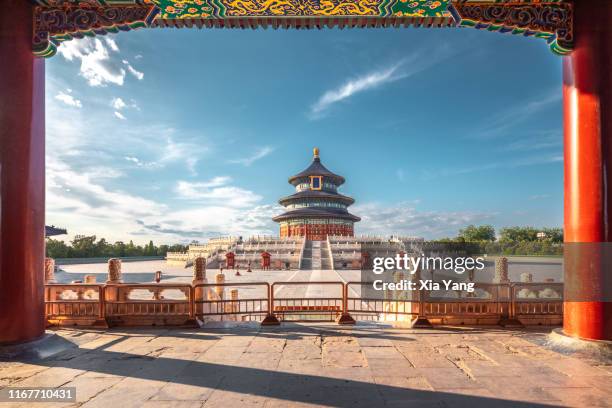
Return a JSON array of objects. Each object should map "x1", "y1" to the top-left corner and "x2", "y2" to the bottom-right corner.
[{"x1": 45, "y1": 225, "x2": 67, "y2": 237}]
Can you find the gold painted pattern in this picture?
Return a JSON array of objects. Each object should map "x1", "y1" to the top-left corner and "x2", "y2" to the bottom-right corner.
[{"x1": 225, "y1": 0, "x2": 380, "y2": 16}]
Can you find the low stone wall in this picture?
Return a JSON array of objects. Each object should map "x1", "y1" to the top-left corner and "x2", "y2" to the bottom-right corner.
[{"x1": 56, "y1": 256, "x2": 165, "y2": 265}]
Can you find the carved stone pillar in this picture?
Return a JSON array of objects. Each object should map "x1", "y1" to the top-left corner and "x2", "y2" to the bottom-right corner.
[
  {"x1": 44, "y1": 257, "x2": 56, "y2": 283},
  {"x1": 193, "y1": 257, "x2": 206, "y2": 283},
  {"x1": 107, "y1": 258, "x2": 122, "y2": 283},
  {"x1": 494, "y1": 257, "x2": 509, "y2": 283}
]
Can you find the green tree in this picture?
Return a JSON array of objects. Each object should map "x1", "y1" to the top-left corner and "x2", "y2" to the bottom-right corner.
[
  {"x1": 458, "y1": 225, "x2": 496, "y2": 242},
  {"x1": 71, "y1": 235, "x2": 97, "y2": 257},
  {"x1": 45, "y1": 237, "x2": 185, "y2": 259},
  {"x1": 46, "y1": 238, "x2": 70, "y2": 258},
  {"x1": 542, "y1": 228, "x2": 563, "y2": 243}
]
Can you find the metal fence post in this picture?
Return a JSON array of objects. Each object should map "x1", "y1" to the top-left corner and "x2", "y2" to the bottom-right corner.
[
  {"x1": 337, "y1": 283, "x2": 355, "y2": 325},
  {"x1": 261, "y1": 283, "x2": 280, "y2": 325}
]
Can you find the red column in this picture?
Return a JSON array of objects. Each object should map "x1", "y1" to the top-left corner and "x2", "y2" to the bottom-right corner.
[
  {"x1": 563, "y1": 0, "x2": 612, "y2": 340},
  {"x1": 0, "y1": 0, "x2": 46, "y2": 344}
]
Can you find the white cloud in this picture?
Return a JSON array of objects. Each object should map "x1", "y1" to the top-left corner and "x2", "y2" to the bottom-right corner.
[
  {"x1": 47, "y1": 153, "x2": 277, "y2": 242},
  {"x1": 111, "y1": 97, "x2": 127, "y2": 110},
  {"x1": 155, "y1": 136, "x2": 204, "y2": 175},
  {"x1": 133, "y1": 204, "x2": 280, "y2": 240},
  {"x1": 354, "y1": 202, "x2": 494, "y2": 239},
  {"x1": 121, "y1": 134, "x2": 206, "y2": 174},
  {"x1": 104, "y1": 37, "x2": 119, "y2": 52},
  {"x1": 124, "y1": 156, "x2": 143, "y2": 166},
  {"x1": 46, "y1": 157, "x2": 167, "y2": 242},
  {"x1": 111, "y1": 97, "x2": 140, "y2": 115},
  {"x1": 175, "y1": 178, "x2": 262, "y2": 208},
  {"x1": 44, "y1": 79, "x2": 220, "y2": 243},
  {"x1": 123, "y1": 60, "x2": 144, "y2": 80},
  {"x1": 228, "y1": 146, "x2": 274, "y2": 166},
  {"x1": 54, "y1": 91, "x2": 82, "y2": 108},
  {"x1": 114, "y1": 111, "x2": 126, "y2": 120},
  {"x1": 58, "y1": 37, "x2": 126, "y2": 87},
  {"x1": 57, "y1": 36, "x2": 144, "y2": 87}
]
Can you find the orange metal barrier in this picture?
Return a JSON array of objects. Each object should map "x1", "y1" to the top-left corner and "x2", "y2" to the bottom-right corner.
[
  {"x1": 44, "y1": 280, "x2": 564, "y2": 327},
  {"x1": 345, "y1": 281, "x2": 419, "y2": 322},
  {"x1": 271, "y1": 281, "x2": 344, "y2": 321}
]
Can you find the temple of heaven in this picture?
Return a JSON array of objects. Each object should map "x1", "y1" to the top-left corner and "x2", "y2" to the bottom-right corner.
[{"x1": 273, "y1": 148, "x2": 360, "y2": 240}]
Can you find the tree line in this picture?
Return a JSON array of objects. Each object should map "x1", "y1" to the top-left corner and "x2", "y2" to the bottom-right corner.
[
  {"x1": 47, "y1": 226, "x2": 564, "y2": 259},
  {"x1": 45, "y1": 235, "x2": 188, "y2": 259},
  {"x1": 436, "y1": 225, "x2": 563, "y2": 256}
]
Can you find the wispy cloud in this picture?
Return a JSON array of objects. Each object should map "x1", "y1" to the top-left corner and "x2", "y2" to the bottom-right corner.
[
  {"x1": 175, "y1": 177, "x2": 262, "y2": 208},
  {"x1": 529, "y1": 194, "x2": 550, "y2": 200},
  {"x1": 132, "y1": 204, "x2": 281, "y2": 241},
  {"x1": 421, "y1": 154, "x2": 562, "y2": 179},
  {"x1": 46, "y1": 157, "x2": 166, "y2": 240},
  {"x1": 123, "y1": 156, "x2": 158, "y2": 168},
  {"x1": 122, "y1": 59, "x2": 144, "y2": 80},
  {"x1": 473, "y1": 90, "x2": 561, "y2": 139},
  {"x1": 310, "y1": 62, "x2": 404, "y2": 118},
  {"x1": 499, "y1": 130, "x2": 561, "y2": 152},
  {"x1": 114, "y1": 111, "x2": 126, "y2": 120},
  {"x1": 57, "y1": 36, "x2": 143, "y2": 87},
  {"x1": 355, "y1": 202, "x2": 495, "y2": 239},
  {"x1": 55, "y1": 90, "x2": 82, "y2": 108},
  {"x1": 44, "y1": 74, "x2": 264, "y2": 243},
  {"x1": 111, "y1": 97, "x2": 126, "y2": 110},
  {"x1": 228, "y1": 146, "x2": 274, "y2": 166},
  {"x1": 309, "y1": 48, "x2": 454, "y2": 119},
  {"x1": 111, "y1": 97, "x2": 139, "y2": 112},
  {"x1": 396, "y1": 169, "x2": 406, "y2": 182}
]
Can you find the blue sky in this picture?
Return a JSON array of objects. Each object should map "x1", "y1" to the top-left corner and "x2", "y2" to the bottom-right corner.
[{"x1": 46, "y1": 26, "x2": 563, "y2": 244}]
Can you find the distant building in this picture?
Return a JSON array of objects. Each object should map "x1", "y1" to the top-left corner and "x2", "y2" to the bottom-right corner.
[
  {"x1": 165, "y1": 147, "x2": 420, "y2": 270},
  {"x1": 273, "y1": 148, "x2": 360, "y2": 240}
]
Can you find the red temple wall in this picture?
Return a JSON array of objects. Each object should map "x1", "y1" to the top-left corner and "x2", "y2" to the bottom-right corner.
[{"x1": 279, "y1": 223, "x2": 354, "y2": 240}]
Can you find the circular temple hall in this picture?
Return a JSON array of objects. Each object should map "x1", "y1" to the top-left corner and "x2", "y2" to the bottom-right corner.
[{"x1": 273, "y1": 148, "x2": 360, "y2": 240}]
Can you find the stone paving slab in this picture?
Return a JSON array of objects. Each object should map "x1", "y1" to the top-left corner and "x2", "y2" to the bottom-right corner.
[{"x1": 0, "y1": 325, "x2": 610, "y2": 407}]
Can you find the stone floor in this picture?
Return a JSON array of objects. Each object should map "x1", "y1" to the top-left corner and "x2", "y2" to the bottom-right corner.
[{"x1": 1, "y1": 324, "x2": 611, "y2": 408}]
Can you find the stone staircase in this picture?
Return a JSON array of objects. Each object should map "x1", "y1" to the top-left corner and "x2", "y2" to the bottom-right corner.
[
  {"x1": 311, "y1": 241, "x2": 322, "y2": 270},
  {"x1": 300, "y1": 240, "x2": 332, "y2": 270},
  {"x1": 320, "y1": 240, "x2": 332, "y2": 270},
  {"x1": 300, "y1": 240, "x2": 313, "y2": 270}
]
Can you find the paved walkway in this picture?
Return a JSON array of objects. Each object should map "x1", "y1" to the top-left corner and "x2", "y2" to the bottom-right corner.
[{"x1": 1, "y1": 325, "x2": 610, "y2": 408}]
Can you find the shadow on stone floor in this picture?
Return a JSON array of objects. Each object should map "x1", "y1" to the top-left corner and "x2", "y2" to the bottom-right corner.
[
  {"x1": 58, "y1": 323, "x2": 543, "y2": 344},
  {"x1": 1, "y1": 328, "x2": 563, "y2": 408}
]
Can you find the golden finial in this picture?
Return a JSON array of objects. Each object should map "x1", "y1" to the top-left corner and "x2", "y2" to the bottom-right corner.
[{"x1": 313, "y1": 147, "x2": 320, "y2": 158}]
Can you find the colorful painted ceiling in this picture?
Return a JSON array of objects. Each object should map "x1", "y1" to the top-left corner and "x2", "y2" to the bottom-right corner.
[{"x1": 32, "y1": 0, "x2": 573, "y2": 57}]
